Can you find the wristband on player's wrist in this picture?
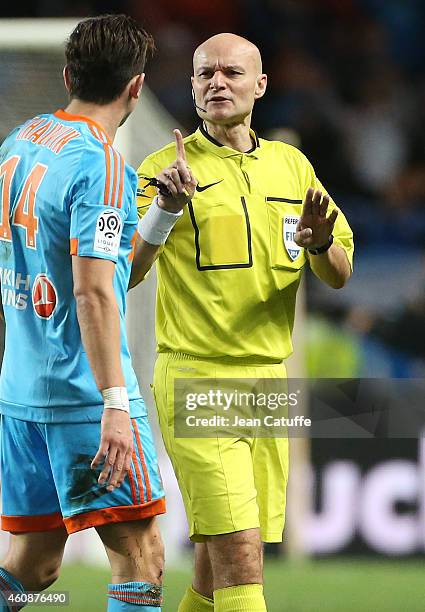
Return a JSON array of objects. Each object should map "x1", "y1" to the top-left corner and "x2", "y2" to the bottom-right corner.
[
  {"x1": 137, "y1": 196, "x2": 183, "y2": 245},
  {"x1": 101, "y1": 387, "x2": 130, "y2": 413},
  {"x1": 307, "y1": 234, "x2": 334, "y2": 255}
]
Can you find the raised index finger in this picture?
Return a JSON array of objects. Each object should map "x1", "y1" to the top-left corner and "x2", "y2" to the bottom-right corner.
[{"x1": 174, "y1": 129, "x2": 186, "y2": 162}]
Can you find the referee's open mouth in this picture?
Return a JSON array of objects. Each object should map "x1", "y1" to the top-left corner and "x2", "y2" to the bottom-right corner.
[{"x1": 207, "y1": 96, "x2": 231, "y2": 103}]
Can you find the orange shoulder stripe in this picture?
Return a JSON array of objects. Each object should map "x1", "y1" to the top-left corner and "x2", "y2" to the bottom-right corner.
[
  {"x1": 91, "y1": 124, "x2": 109, "y2": 144},
  {"x1": 102, "y1": 144, "x2": 125, "y2": 207},
  {"x1": 103, "y1": 144, "x2": 112, "y2": 206},
  {"x1": 88, "y1": 125, "x2": 97, "y2": 141},
  {"x1": 117, "y1": 152, "x2": 125, "y2": 208},
  {"x1": 110, "y1": 147, "x2": 119, "y2": 207},
  {"x1": 83, "y1": 123, "x2": 125, "y2": 207}
]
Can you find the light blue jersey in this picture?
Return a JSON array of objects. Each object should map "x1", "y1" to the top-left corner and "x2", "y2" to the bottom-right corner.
[{"x1": 0, "y1": 109, "x2": 144, "y2": 423}]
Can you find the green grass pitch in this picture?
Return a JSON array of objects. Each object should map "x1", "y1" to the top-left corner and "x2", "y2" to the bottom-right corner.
[{"x1": 35, "y1": 558, "x2": 425, "y2": 611}]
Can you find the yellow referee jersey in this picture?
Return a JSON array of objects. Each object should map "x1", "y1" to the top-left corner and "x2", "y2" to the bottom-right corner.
[{"x1": 136, "y1": 125, "x2": 353, "y2": 362}]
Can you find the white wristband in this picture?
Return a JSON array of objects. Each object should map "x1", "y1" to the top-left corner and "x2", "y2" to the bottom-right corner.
[
  {"x1": 137, "y1": 196, "x2": 183, "y2": 245},
  {"x1": 101, "y1": 387, "x2": 130, "y2": 413}
]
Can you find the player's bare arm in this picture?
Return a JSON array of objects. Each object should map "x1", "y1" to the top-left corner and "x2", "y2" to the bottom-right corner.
[
  {"x1": 129, "y1": 129, "x2": 197, "y2": 288},
  {"x1": 72, "y1": 256, "x2": 133, "y2": 491},
  {"x1": 295, "y1": 187, "x2": 352, "y2": 289},
  {"x1": 128, "y1": 234, "x2": 162, "y2": 290}
]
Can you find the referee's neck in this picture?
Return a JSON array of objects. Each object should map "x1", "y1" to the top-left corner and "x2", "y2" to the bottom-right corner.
[{"x1": 203, "y1": 120, "x2": 254, "y2": 153}]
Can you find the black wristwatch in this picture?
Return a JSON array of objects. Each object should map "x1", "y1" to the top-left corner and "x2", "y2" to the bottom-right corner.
[{"x1": 307, "y1": 235, "x2": 334, "y2": 255}]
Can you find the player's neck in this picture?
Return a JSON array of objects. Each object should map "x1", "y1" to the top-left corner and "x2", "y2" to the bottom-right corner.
[
  {"x1": 64, "y1": 100, "x2": 122, "y2": 143},
  {"x1": 204, "y1": 119, "x2": 254, "y2": 153}
]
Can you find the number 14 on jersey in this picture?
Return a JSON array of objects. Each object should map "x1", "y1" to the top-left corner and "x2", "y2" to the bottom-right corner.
[{"x1": 0, "y1": 155, "x2": 47, "y2": 249}]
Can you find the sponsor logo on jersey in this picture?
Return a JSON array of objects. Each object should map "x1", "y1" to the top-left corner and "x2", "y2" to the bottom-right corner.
[
  {"x1": 283, "y1": 215, "x2": 301, "y2": 261},
  {"x1": 32, "y1": 273, "x2": 57, "y2": 319},
  {"x1": 0, "y1": 266, "x2": 31, "y2": 310},
  {"x1": 195, "y1": 179, "x2": 224, "y2": 192},
  {"x1": 94, "y1": 209, "x2": 123, "y2": 256}
]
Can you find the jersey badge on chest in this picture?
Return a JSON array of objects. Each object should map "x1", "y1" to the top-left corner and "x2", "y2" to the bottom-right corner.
[{"x1": 283, "y1": 215, "x2": 301, "y2": 261}]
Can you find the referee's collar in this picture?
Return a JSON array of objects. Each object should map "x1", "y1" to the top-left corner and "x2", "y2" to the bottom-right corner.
[{"x1": 196, "y1": 123, "x2": 260, "y2": 158}]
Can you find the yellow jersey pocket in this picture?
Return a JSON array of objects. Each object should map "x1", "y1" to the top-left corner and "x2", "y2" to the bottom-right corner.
[
  {"x1": 188, "y1": 197, "x2": 252, "y2": 270},
  {"x1": 266, "y1": 197, "x2": 307, "y2": 270}
]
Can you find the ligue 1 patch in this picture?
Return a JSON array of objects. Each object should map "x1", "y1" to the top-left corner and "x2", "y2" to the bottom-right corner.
[
  {"x1": 32, "y1": 273, "x2": 57, "y2": 319},
  {"x1": 283, "y1": 215, "x2": 301, "y2": 261},
  {"x1": 94, "y1": 209, "x2": 123, "y2": 257}
]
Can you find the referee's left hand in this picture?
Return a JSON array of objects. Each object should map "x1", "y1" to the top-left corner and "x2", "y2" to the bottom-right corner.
[{"x1": 294, "y1": 188, "x2": 338, "y2": 250}]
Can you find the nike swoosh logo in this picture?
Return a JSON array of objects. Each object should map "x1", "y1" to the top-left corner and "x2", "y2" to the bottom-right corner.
[{"x1": 196, "y1": 179, "x2": 224, "y2": 192}]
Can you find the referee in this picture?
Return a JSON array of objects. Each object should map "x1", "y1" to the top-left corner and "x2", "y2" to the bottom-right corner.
[{"x1": 133, "y1": 33, "x2": 353, "y2": 612}]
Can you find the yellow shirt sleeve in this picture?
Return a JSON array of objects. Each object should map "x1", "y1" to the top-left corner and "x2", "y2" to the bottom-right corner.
[
  {"x1": 136, "y1": 155, "x2": 163, "y2": 220},
  {"x1": 135, "y1": 155, "x2": 168, "y2": 270}
]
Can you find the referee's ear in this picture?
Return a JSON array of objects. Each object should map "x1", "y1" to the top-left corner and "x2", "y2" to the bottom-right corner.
[{"x1": 254, "y1": 73, "x2": 267, "y2": 100}]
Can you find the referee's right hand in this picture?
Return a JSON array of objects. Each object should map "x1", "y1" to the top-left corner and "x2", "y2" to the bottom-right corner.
[{"x1": 156, "y1": 129, "x2": 197, "y2": 213}]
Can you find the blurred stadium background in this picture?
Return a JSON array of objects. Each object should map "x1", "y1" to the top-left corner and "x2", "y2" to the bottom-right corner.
[{"x1": 1, "y1": 1, "x2": 425, "y2": 610}]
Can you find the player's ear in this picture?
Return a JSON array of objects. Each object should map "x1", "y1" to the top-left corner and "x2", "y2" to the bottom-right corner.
[
  {"x1": 129, "y1": 73, "x2": 145, "y2": 100},
  {"x1": 254, "y1": 73, "x2": 267, "y2": 100},
  {"x1": 63, "y1": 65, "x2": 71, "y2": 93}
]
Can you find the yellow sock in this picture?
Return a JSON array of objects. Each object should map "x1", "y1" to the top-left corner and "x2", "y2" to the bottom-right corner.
[
  {"x1": 214, "y1": 584, "x2": 266, "y2": 611},
  {"x1": 178, "y1": 585, "x2": 214, "y2": 611}
]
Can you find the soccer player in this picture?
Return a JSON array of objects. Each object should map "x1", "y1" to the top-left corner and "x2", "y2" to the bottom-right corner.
[
  {"x1": 133, "y1": 34, "x2": 354, "y2": 611},
  {"x1": 0, "y1": 15, "x2": 165, "y2": 612}
]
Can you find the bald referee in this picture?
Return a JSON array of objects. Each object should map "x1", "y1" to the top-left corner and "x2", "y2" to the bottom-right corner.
[{"x1": 133, "y1": 33, "x2": 353, "y2": 612}]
